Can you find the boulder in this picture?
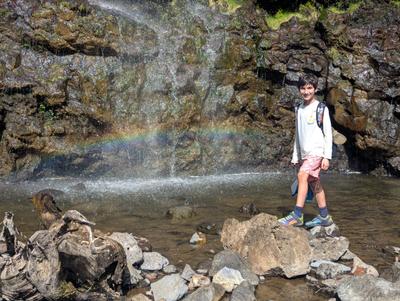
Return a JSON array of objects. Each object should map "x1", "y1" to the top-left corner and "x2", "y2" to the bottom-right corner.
[
  {"x1": 308, "y1": 224, "x2": 341, "y2": 239},
  {"x1": 141, "y1": 252, "x2": 169, "y2": 271},
  {"x1": 220, "y1": 213, "x2": 312, "y2": 277},
  {"x1": 150, "y1": 274, "x2": 188, "y2": 301},
  {"x1": 212, "y1": 267, "x2": 244, "y2": 293},
  {"x1": 337, "y1": 275, "x2": 400, "y2": 301},
  {"x1": 209, "y1": 250, "x2": 259, "y2": 286}
]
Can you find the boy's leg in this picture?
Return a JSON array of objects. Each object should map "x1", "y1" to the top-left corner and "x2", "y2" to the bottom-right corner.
[
  {"x1": 278, "y1": 169, "x2": 308, "y2": 226},
  {"x1": 306, "y1": 177, "x2": 333, "y2": 227}
]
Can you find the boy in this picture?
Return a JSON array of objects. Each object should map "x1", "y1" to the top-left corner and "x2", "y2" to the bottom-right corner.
[{"x1": 279, "y1": 74, "x2": 334, "y2": 228}]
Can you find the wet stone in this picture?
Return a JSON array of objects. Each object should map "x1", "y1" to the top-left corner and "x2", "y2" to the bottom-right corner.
[
  {"x1": 181, "y1": 264, "x2": 196, "y2": 281},
  {"x1": 150, "y1": 274, "x2": 188, "y2": 301},
  {"x1": 212, "y1": 267, "x2": 244, "y2": 293},
  {"x1": 231, "y1": 280, "x2": 256, "y2": 301},
  {"x1": 141, "y1": 252, "x2": 169, "y2": 271}
]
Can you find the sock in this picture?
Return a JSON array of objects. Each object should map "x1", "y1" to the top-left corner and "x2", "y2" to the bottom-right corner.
[
  {"x1": 294, "y1": 206, "x2": 303, "y2": 218},
  {"x1": 319, "y1": 207, "x2": 328, "y2": 218}
]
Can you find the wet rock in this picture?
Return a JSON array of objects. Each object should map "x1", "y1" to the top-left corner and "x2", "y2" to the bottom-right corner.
[
  {"x1": 212, "y1": 267, "x2": 244, "y2": 293},
  {"x1": 182, "y1": 283, "x2": 225, "y2": 301},
  {"x1": 166, "y1": 206, "x2": 196, "y2": 220},
  {"x1": 309, "y1": 224, "x2": 341, "y2": 239},
  {"x1": 196, "y1": 223, "x2": 221, "y2": 235},
  {"x1": 310, "y1": 260, "x2": 351, "y2": 280},
  {"x1": 220, "y1": 213, "x2": 312, "y2": 277},
  {"x1": 109, "y1": 232, "x2": 144, "y2": 285},
  {"x1": 188, "y1": 274, "x2": 211, "y2": 289},
  {"x1": 351, "y1": 256, "x2": 379, "y2": 277},
  {"x1": 140, "y1": 252, "x2": 169, "y2": 271},
  {"x1": 209, "y1": 250, "x2": 259, "y2": 286},
  {"x1": 230, "y1": 280, "x2": 256, "y2": 301},
  {"x1": 310, "y1": 236, "x2": 349, "y2": 261},
  {"x1": 181, "y1": 264, "x2": 196, "y2": 281},
  {"x1": 150, "y1": 274, "x2": 188, "y2": 301},
  {"x1": 337, "y1": 274, "x2": 400, "y2": 301},
  {"x1": 238, "y1": 203, "x2": 260, "y2": 216},
  {"x1": 163, "y1": 265, "x2": 177, "y2": 274},
  {"x1": 381, "y1": 262, "x2": 400, "y2": 283},
  {"x1": 189, "y1": 232, "x2": 206, "y2": 245}
]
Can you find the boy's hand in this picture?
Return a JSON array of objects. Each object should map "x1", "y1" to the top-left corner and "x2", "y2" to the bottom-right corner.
[{"x1": 321, "y1": 158, "x2": 330, "y2": 170}]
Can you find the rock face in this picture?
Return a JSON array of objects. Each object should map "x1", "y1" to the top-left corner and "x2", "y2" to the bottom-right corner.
[
  {"x1": 220, "y1": 213, "x2": 312, "y2": 277},
  {"x1": 0, "y1": 0, "x2": 399, "y2": 178}
]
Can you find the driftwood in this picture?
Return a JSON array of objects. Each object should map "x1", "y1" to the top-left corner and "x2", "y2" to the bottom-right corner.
[{"x1": 0, "y1": 192, "x2": 138, "y2": 301}]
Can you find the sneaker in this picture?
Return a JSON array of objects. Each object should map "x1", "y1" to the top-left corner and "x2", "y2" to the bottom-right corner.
[
  {"x1": 305, "y1": 215, "x2": 333, "y2": 228},
  {"x1": 278, "y1": 211, "x2": 304, "y2": 227}
]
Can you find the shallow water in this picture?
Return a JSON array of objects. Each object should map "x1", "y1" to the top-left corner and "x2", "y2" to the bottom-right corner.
[{"x1": 0, "y1": 172, "x2": 399, "y2": 300}]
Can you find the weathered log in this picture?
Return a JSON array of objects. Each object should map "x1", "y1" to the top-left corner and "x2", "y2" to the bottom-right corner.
[{"x1": 0, "y1": 212, "x2": 18, "y2": 256}]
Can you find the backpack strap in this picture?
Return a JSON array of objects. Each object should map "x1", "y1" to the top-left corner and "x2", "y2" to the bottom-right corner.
[{"x1": 316, "y1": 102, "x2": 325, "y2": 135}]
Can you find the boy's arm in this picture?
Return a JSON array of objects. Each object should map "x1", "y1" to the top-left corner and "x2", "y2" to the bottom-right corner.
[
  {"x1": 323, "y1": 106, "x2": 333, "y2": 160},
  {"x1": 291, "y1": 132, "x2": 299, "y2": 164}
]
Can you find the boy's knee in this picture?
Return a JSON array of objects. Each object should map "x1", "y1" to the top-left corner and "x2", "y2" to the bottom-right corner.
[{"x1": 297, "y1": 171, "x2": 308, "y2": 182}]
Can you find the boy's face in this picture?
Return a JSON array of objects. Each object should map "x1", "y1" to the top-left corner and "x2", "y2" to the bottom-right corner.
[{"x1": 299, "y1": 84, "x2": 316, "y2": 102}]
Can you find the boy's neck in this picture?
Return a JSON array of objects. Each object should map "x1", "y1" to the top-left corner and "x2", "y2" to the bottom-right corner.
[{"x1": 303, "y1": 98, "x2": 317, "y2": 106}]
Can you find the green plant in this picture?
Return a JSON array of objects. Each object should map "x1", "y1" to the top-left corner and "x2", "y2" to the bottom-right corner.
[
  {"x1": 328, "y1": 1, "x2": 361, "y2": 14},
  {"x1": 39, "y1": 103, "x2": 55, "y2": 120},
  {"x1": 391, "y1": 0, "x2": 400, "y2": 7}
]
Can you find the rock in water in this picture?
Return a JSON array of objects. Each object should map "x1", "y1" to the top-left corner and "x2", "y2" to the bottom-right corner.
[
  {"x1": 150, "y1": 274, "x2": 188, "y2": 301},
  {"x1": 209, "y1": 250, "x2": 259, "y2": 286},
  {"x1": 166, "y1": 206, "x2": 196, "y2": 220},
  {"x1": 337, "y1": 275, "x2": 400, "y2": 301},
  {"x1": 181, "y1": 264, "x2": 196, "y2": 281},
  {"x1": 310, "y1": 236, "x2": 349, "y2": 261},
  {"x1": 231, "y1": 280, "x2": 256, "y2": 301},
  {"x1": 220, "y1": 213, "x2": 312, "y2": 277},
  {"x1": 212, "y1": 267, "x2": 244, "y2": 292},
  {"x1": 182, "y1": 283, "x2": 225, "y2": 301},
  {"x1": 141, "y1": 252, "x2": 169, "y2": 271}
]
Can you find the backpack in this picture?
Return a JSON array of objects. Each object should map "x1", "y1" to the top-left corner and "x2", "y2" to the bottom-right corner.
[{"x1": 295, "y1": 102, "x2": 337, "y2": 158}]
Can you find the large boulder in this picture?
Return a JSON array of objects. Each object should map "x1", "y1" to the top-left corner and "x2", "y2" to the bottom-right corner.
[{"x1": 220, "y1": 213, "x2": 312, "y2": 277}]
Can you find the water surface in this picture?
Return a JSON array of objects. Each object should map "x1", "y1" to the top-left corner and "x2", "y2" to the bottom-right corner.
[{"x1": 0, "y1": 173, "x2": 399, "y2": 300}]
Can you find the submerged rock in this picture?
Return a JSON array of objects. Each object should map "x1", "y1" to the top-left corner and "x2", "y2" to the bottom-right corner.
[{"x1": 166, "y1": 206, "x2": 196, "y2": 220}]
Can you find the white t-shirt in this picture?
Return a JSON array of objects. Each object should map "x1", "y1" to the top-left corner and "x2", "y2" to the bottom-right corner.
[{"x1": 291, "y1": 100, "x2": 333, "y2": 163}]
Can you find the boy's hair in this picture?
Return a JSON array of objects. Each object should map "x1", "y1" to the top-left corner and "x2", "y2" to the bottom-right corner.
[{"x1": 297, "y1": 74, "x2": 318, "y2": 90}]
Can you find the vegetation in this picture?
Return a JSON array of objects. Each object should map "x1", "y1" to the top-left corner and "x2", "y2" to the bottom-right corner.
[
  {"x1": 391, "y1": 0, "x2": 400, "y2": 7},
  {"x1": 265, "y1": 2, "x2": 319, "y2": 30},
  {"x1": 265, "y1": 1, "x2": 362, "y2": 30}
]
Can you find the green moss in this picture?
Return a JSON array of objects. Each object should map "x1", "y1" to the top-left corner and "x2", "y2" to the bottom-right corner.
[
  {"x1": 328, "y1": 2, "x2": 361, "y2": 14},
  {"x1": 327, "y1": 47, "x2": 341, "y2": 61},
  {"x1": 209, "y1": 0, "x2": 246, "y2": 13},
  {"x1": 265, "y1": 2, "x2": 319, "y2": 30},
  {"x1": 391, "y1": 0, "x2": 400, "y2": 7}
]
